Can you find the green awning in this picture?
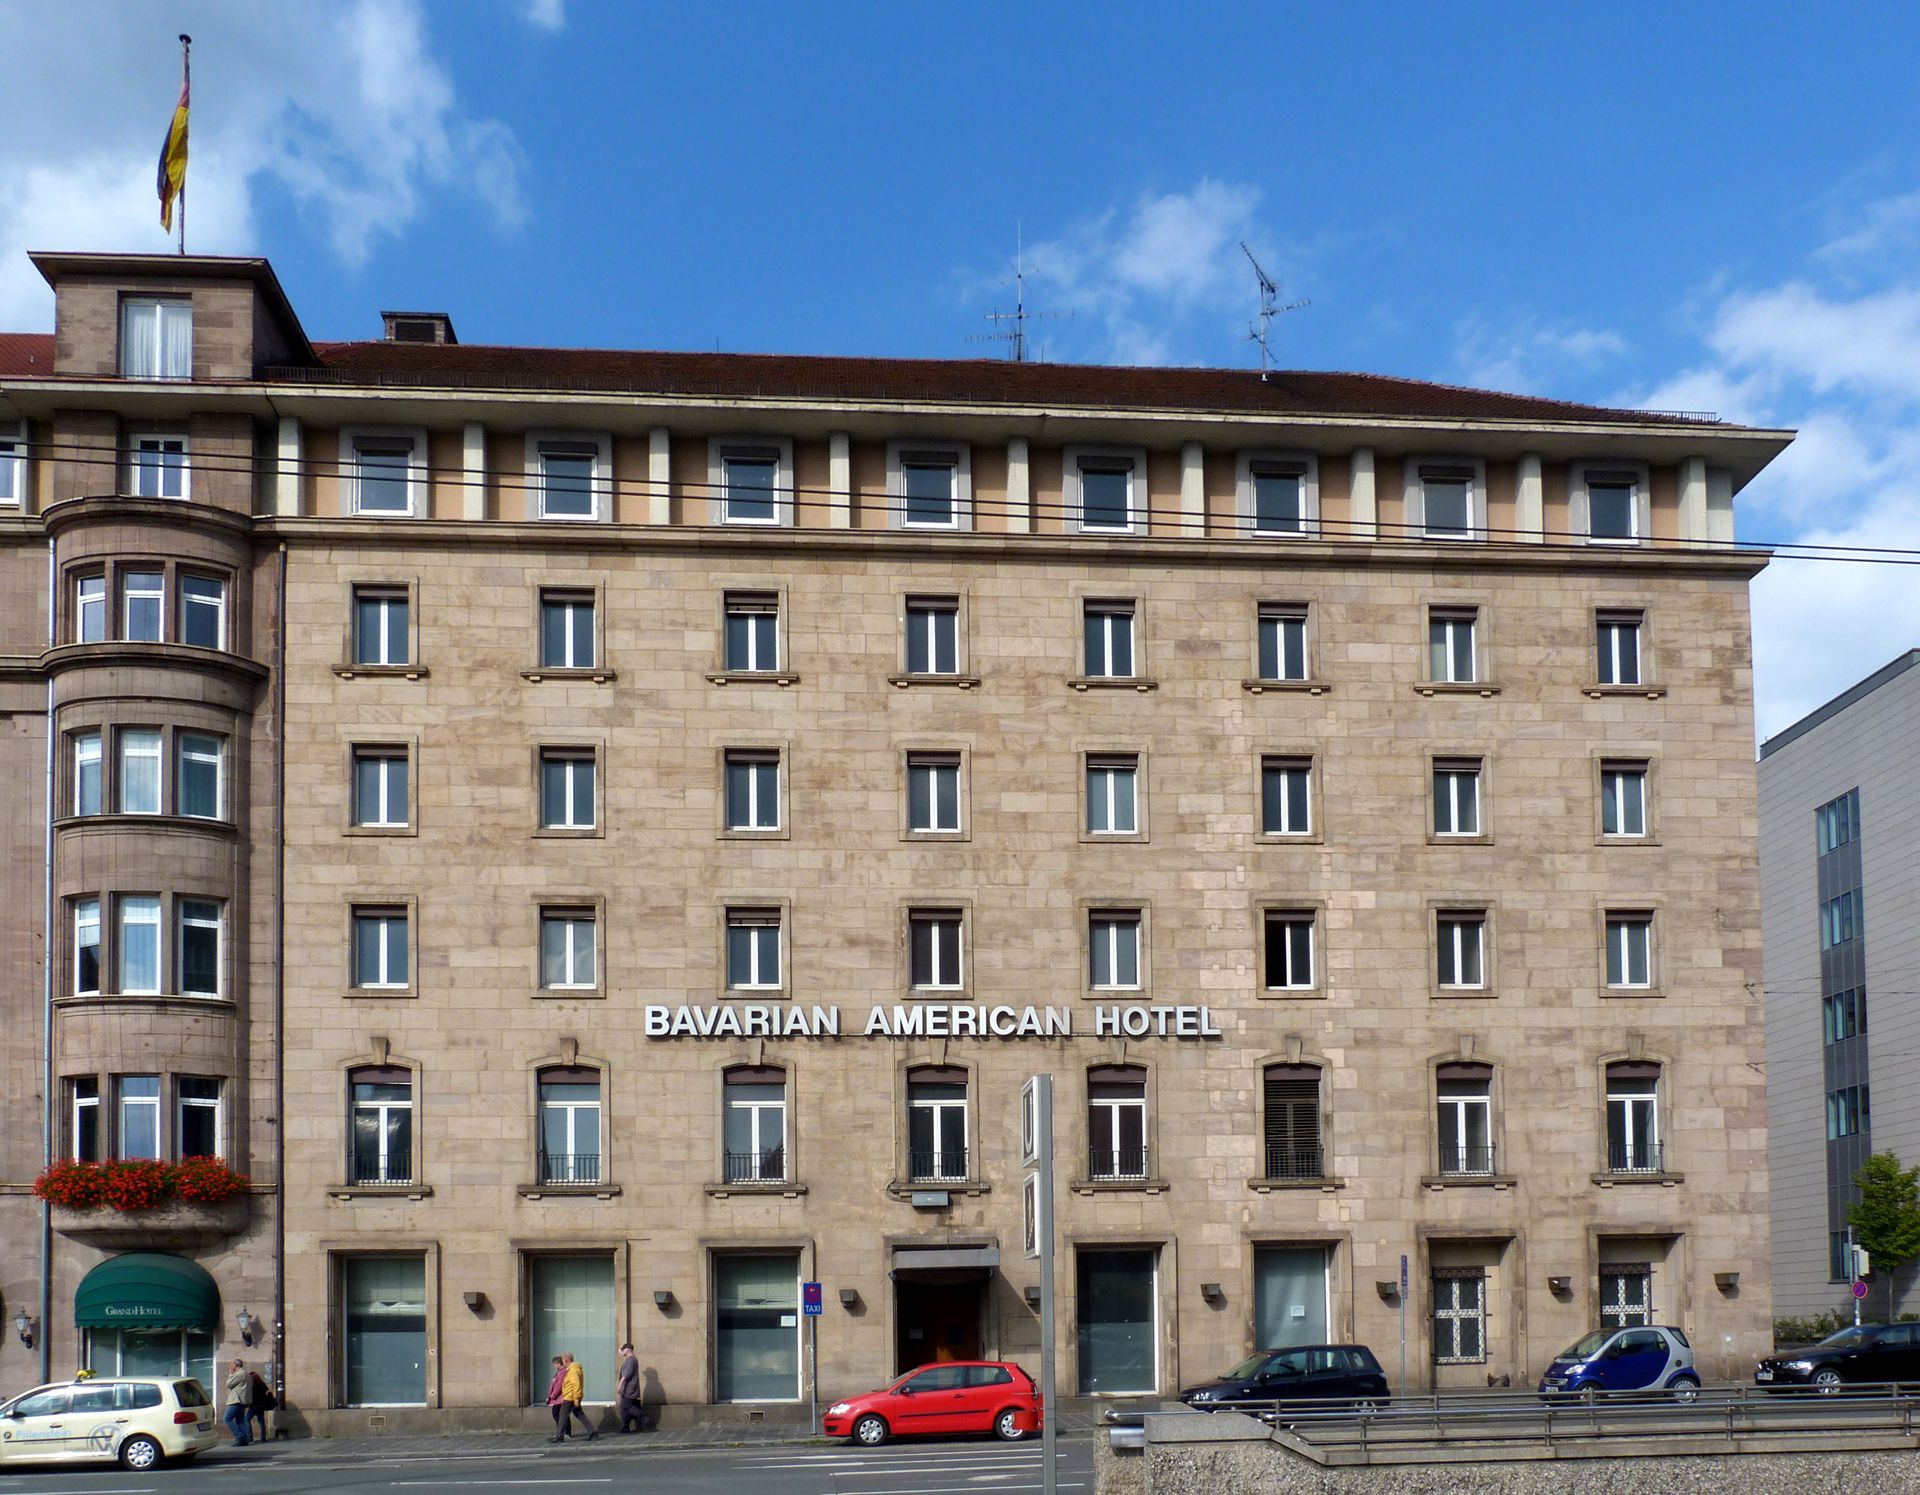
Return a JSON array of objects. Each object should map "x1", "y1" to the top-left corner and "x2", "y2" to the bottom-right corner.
[{"x1": 73, "y1": 1252, "x2": 220, "y2": 1331}]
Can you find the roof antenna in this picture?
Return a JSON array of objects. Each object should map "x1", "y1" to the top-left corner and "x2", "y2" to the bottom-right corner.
[
  {"x1": 1240, "y1": 241, "x2": 1306, "y2": 380},
  {"x1": 972, "y1": 225, "x2": 1071, "y2": 362}
]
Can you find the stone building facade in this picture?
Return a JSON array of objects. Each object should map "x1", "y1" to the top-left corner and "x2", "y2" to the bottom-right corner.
[{"x1": 0, "y1": 252, "x2": 1787, "y2": 1430}]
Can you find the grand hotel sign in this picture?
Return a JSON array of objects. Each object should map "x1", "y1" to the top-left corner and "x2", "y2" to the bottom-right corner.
[{"x1": 643, "y1": 1003, "x2": 1223, "y2": 1040}]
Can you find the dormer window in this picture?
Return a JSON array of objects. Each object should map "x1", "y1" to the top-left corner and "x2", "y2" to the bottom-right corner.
[
  {"x1": 345, "y1": 430, "x2": 427, "y2": 517},
  {"x1": 527, "y1": 432, "x2": 611, "y2": 521},
  {"x1": 709, "y1": 439, "x2": 794, "y2": 527},
  {"x1": 1406, "y1": 458, "x2": 1487, "y2": 541},
  {"x1": 120, "y1": 298, "x2": 192, "y2": 380}
]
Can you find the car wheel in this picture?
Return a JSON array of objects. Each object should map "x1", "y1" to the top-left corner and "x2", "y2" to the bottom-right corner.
[
  {"x1": 1351, "y1": 1399, "x2": 1382, "y2": 1414},
  {"x1": 994, "y1": 1408, "x2": 1027, "y2": 1441},
  {"x1": 1576, "y1": 1383, "x2": 1600, "y2": 1406},
  {"x1": 1813, "y1": 1369, "x2": 1844, "y2": 1395},
  {"x1": 852, "y1": 1413, "x2": 889, "y2": 1447},
  {"x1": 119, "y1": 1435, "x2": 163, "y2": 1471},
  {"x1": 1669, "y1": 1375, "x2": 1700, "y2": 1403}
]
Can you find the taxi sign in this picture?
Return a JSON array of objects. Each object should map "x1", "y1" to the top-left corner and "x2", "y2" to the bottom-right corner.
[{"x1": 803, "y1": 1281, "x2": 823, "y2": 1316}]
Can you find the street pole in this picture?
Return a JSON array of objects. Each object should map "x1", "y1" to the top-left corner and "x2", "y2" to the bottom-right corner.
[
  {"x1": 809, "y1": 1307, "x2": 817, "y2": 1435},
  {"x1": 1037, "y1": 1075, "x2": 1056, "y2": 1495},
  {"x1": 1398, "y1": 1254, "x2": 1407, "y2": 1399}
]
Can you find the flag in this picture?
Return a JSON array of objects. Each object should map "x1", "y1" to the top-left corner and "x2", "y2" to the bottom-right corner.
[{"x1": 157, "y1": 74, "x2": 189, "y2": 232}]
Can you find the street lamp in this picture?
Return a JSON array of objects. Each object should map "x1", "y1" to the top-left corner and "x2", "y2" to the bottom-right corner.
[
  {"x1": 13, "y1": 1310, "x2": 33, "y2": 1349},
  {"x1": 236, "y1": 1307, "x2": 256, "y2": 1347}
]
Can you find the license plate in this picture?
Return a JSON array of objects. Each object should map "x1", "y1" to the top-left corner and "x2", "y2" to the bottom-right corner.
[{"x1": 1756, "y1": 1370, "x2": 1773, "y2": 1381}]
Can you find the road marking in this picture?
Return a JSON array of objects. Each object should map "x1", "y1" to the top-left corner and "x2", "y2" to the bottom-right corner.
[
  {"x1": 392, "y1": 1481, "x2": 613, "y2": 1488},
  {"x1": 817, "y1": 1484, "x2": 1085, "y2": 1494}
]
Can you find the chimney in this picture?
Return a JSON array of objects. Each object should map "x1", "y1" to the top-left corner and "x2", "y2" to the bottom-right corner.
[{"x1": 381, "y1": 311, "x2": 457, "y2": 345}]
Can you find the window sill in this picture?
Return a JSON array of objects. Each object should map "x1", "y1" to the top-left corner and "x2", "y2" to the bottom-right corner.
[
  {"x1": 44, "y1": 641, "x2": 267, "y2": 683},
  {"x1": 1256, "y1": 833, "x2": 1325, "y2": 847},
  {"x1": 904, "y1": 831, "x2": 971, "y2": 844},
  {"x1": 1427, "y1": 834, "x2": 1493, "y2": 848},
  {"x1": 1247, "y1": 1176, "x2": 1344, "y2": 1193},
  {"x1": 1432, "y1": 988, "x2": 1497, "y2": 1000},
  {"x1": 886, "y1": 1179, "x2": 989, "y2": 1199},
  {"x1": 1068, "y1": 677, "x2": 1159, "y2": 693},
  {"x1": 1600, "y1": 987, "x2": 1665, "y2": 999},
  {"x1": 1079, "y1": 832, "x2": 1148, "y2": 846},
  {"x1": 1070, "y1": 1177, "x2": 1170, "y2": 1196},
  {"x1": 1256, "y1": 988, "x2": 1326, "y2": 1001},
  {"x1": 1591, "y1": 1171, "x2": 1685, "y2": 1188},
  {"x1": 522, "y1": 668, "x2": 617, "y2": 684},
  {"x1": 1414, "y1": 682, "x2": 1501, "y2": 698},
  {"x1": 517, "y1": 1182, "x2": 622, "y2": 1200},
  {"x1": 533, "y1": 987, "x2": 607, "y2": 1001},
  {"x1": 704, "y1": 1180, "x2": 808, "y2": 1199},
  {"x1": 1584, "y1": 685, "x2": 1667, "y2": 700},
  {"x1": 1596, "y1": 836, "x2": 1662, "y2": 848},
  {"x1": 53, "y1": 812, "x2": 237, "y2": 839},
  {"x1": 887, "y1": 674, "x2": 982, "y2": 690},
  {"x1": 329, "y1": 1183, "x2": 434, "y2": 1201},
  {"x1": 345, "y1": 823, "x2": 417, "y2": 838},
  {"x1": 52, "y1": 992, "x2": 235, "y2": 1014},
  {"x1": 344, "y1": 987, "x2": 416, "y2": 1000},
  {"x1": 333, "y1": 664, "x2": 428, "y2": 681},
  {"x1": 532, "y1": 826, "x2": 604, "y2": 840},
  {"x1": 1421, "y1": 1174, "x2": 1517, "y2": 1191},
  {"x1": 719, "y1": 828, "x2": 790, "y2": 841},
  {"x1": 1242, "y1": 678, "x2": 1331, "y2": 696},
  {"x1": 705, "y1": 671, "x2": 800, "y2": 687}
]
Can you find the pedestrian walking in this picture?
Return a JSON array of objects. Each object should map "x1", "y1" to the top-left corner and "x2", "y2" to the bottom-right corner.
[
  {"x1": 246, "y1": 1366, "x2": 276, "y2": 1442},
  {"x1": 223, "y1": 1359, "x2": 253, "y2": 1446},
  {"x1": 560, "y1": 1352, "x2": 595, "y2": 1440},
  {"x1": 545, "y1": 1355, "x2": 570, "y2": 1441},
  {"x1": 615, "y1": 1341, "x2": 642, "y2": 1433}
]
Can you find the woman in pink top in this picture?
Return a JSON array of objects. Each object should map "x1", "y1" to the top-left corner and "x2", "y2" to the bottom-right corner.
[{"x1": 544, "y1": 1356, "x2": 569, "y2": 1442}]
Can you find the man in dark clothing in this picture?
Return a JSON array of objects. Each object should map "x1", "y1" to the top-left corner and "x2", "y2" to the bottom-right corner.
[{"x1": 615, "y1": 1342, "x2": 643, "y2": 1433}]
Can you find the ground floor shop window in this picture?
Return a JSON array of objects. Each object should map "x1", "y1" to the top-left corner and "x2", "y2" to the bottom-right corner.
[
  {"x1": 1600, "y1": 1266, "x2": 1652, "y2": 1329},
  {"x1": 341, "y1": 1255, "x2": 427, "y2": 1406},
  {"x1": 1076, "y1": 1248, "x2": 1156, "y2": 1394},
  {"x1": 1254, "y1": 1245, "x2": 1330, "y2": 1348},
  {"x1": 87, "y1": 1327, "x2": 214, "y2": 1390},
  {"x1": 714, "y1": 1253, "x2": 799, "y2": 1402},
  {"x1": 526, "y1": 1254, "x2": 615, "y2": 1405}
]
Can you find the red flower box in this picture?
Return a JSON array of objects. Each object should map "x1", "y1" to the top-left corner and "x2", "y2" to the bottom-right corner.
[{"x1": 32, "y1": 1157, "x2": 250, "y2": 1213}]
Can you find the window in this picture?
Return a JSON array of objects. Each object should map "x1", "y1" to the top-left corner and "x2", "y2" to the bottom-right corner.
[
  {"x1": 1257, "y1": 604, "x2": 1308, "y2": 681},
  {"x1": 1600, "y1": 1269, "x2": 1652, "y2": 1329},
  {"x1": 1605, "y1": 914, "x2": 1653, "y2": 988},
  {"x1": 1601, "y1": 763, "x2": 1647, "y2": 838},
  {"x1": 178, "y1": 899, "x2": 221, "y2": 997},
  {"x1": 1436, "y1": 1064, "x2": 1493, "y2": 1175},
  {"x1": 1069, "y1": 451, "x2": 1142, "y2": 533},
  {"x1": 1088, "y1": 1066, "x2": 1147, "y2": 1180},
  {"x1": 539, "y1": 591, "x2": 595, "y2": 670},
  {"x1": 724, "y1": 908, "x2": 782, "y2": 989},
  {"x1": 1262, "y1": 1064, "x2": 1323, "y2": 1180},
  {"x1": 1262, "y1": 911, "x2": 1315, "y2": 991},
  {"x1": 714, "y1": 1254, "x2": 800, "y2": 1401},
  {"x1": 1247, "y1": 460, "x2": 1309, "y2": 535},
  {"x1": 129, "y1": 434, "x2": 188, "y2": 500},
  {"x1": 1260, "y1": 757, "x2": 1312, "y2": 836},
  {"x1": 122, "y1": 570, "x2": 164, "y2": 642},
  {"x1": 908, "y1": 1066, "x2": 967, "y2": 1180},
  {"x1": 1432, "y1": 1269, "x2": 1486, "y2": 1363},
  {"x1": 1432, "y1": 760, "x2": 1482, "y2": 837},
  {"x1": 1605, "y1": 1063, "x2": 1661, "y2": 1172},
  {"x1": 118, "y1": 728, "x2": 161, "y2": 814},
  {"x1": 73, "y1": 898, "x2": 100, "y2": 994},
  {"x1": 75, "y1": 574, "x2": 106, "y2": 643},
  {"x1": 352, "y1": 906, "x2": 409, "y2": 990},
  {"x1": 176, "y1": 1077, "x2": 221, "y2": 1158},
  {"x1": 1824, "y1": 987, "x2": 1867, "y2": 1045},
  {"x1": 1411, "y1": 460, "x2": 1483, "y2": 540},
  {"x1": 1428, "y1": 609, "x2": 1478, "y2": 683},
  {"x1": 349, "y1": 1067, "x2": 414, "y2": 1184},
  {"x1": 1577, "y1": 465, "x2": 1647, "y2": 544},
  {"x1": 539, "y1": 909, "x2": 597, "y2": 990},
  {"x1": 905, "y1": 598, "x2": 959, "y2": 675},
  {"x1": 72, "y1": 731, "x2": 102, "y2": 816},
  {"x1": 1436, "y1": 911, "x2": 1486, "y2": 990},
  {"x1": 118, "y1": 895, "x2": 161, "y2": 993},
  {"x1": 1827, "y1": 1084, "x2": 1870, "y2": 1140},
  {"x1": 341, "y1": 1256, "x2": 427, "y2": 1406},
  {"x1": 1817, "y1": 790, "x2": 1861, "y2": 855},
  {"x1": 1085, "y1": 755, "x2": 1138, "y2": 836},
  {"x1": 893, "y1": 446, "x2": 966, "y2": 529},
  {"x1": 120, "y1": 297, "x2": 192, "y2": 379},
  {"x1": 1821, "y1": 889, "x2": 1863, "y2": 949},
  {"x1": 909, "y1": 909, "x2": 963, "y2": 990},
  {"x1": 347, "y1": 432, "x2": 422, "y2": 515},
  {"x1": 69, "y1": 1077, "x2": 100, "y2": 1161},
  {"x1": 178, "y1": 732, "x2": 222, "y2": 820},
  {"x1": 717, "y1": 446, "x2": 783, "y2": 524},
  {"x1": 1089, "y1": 910, "x2": 1142, "y2": 990},
  {"x1": 0, "y1": 424, "x2": 23, "y2": 507},
  {"x1": 539, "y1": 750, "x2": 597, "y2": 831},
  {"x1": 908, "y1": 753, "x2": 963, "y2": 834},
  {"x1": 118, "y1": 1075, "x2": 163, "y2": 1159},
  {"x1": 723, "y1": 1067, "x2": 787, "y2": 1182},
  {"x1": 1076, "y1": 1249, "x2": 1157, "y2": 1393},
  {"x1": 352, "y1": 747, "x2": 409, "y2": 828},
  {"x1": 179, "y1": 575, "x2": 226, "y2": 650},
  {"x1": 723, "y1": 750, "x2": 780, "y2": 832},
  {"x1": 1083, "y1": 602, "x2": 1136, "y2": 678},
  {"x1": 723, "y1": 593, "x2": 780, "y2": 672},
  {"x1": 1596, "y1": 611, "x2": 1642, "y2": 686},
  {"x1": 352, "y1": 588, "x2": 410, "y2": 667},
  {"x1": 531, "y1": 436, "x2": 604, "y2": 520},
  {"x1": 538, "y1": 1067, "x2": 602, "y2": 1183}
]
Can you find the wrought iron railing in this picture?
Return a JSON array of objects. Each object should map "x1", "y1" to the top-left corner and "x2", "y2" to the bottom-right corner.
[
  {"x1": 1438, "y1": 1142, "x2": 1496, "y2": 1177},
  {"x1": 538, "y1": 1151, "x2": 601, "y2": 1185},
  {"x1": 724, "y1": 1149, "x2": 787, "y2": 1184},
  {"x1": 1089, "y1": 1146, "x2": 1149, "y2": 1180},
  {"x1": 1606, "y1": 1140, "x2": 1663, "y2": 1174},
  {"x1": 909, "y1": 1148, "x2": 967, "y2": 1182},
  {"x1": 1263, "y1": 1142, "x2": 1326, "y2": 1181}
]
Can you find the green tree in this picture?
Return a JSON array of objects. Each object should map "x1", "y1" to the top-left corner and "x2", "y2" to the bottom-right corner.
[{"x1": 1847, "y1": 1151, "x2": 1920, "y2": 1321}]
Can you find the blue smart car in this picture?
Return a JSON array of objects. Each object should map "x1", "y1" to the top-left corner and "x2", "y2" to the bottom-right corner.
[{"x1": 1537, "y1": 1325, "x2": 1699, "y2": 1401}]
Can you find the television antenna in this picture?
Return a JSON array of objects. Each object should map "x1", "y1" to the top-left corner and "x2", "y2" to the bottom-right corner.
[
  {"x1": 1240, "y1": 241, "x2": 1306, "y2": 379},
  {"x1": 972, "y1": 227, "x2": 1071, "y2": 362}
]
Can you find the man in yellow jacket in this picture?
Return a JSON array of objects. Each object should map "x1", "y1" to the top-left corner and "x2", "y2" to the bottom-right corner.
[{"x1": 558, "y1": 1353, "x2": 595, "y2": 1441}]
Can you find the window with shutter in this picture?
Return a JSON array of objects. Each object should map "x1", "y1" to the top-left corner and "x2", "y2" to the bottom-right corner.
[{"x1": 1262, "y1": 1065, "x2": 1322, "y2": 1180}]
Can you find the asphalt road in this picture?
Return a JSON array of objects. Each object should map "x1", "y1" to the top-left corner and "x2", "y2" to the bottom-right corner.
[{"x1": 0, "y1": 1434, "x2": 1094, "y2": 1495}]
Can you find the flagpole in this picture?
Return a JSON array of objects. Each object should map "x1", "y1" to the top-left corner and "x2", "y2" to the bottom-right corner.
[{"x1": 177, "y1": 35, "x2": 191, "y2": 255}]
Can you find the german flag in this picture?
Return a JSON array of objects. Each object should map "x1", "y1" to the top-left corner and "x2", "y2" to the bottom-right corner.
[{"x1": 157, "y1": 74, "x2": 189, "y2": 232}]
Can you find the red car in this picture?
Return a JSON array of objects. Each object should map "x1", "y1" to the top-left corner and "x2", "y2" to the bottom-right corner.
[{"x1": 823, "y1": 1360, "x2": 1043, "y2": 1445}]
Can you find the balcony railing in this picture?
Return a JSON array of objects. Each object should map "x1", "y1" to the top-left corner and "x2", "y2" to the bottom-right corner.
[
  {"x1": 1089, "y1": 1146, "x2": 1149, "y2": 1181},
  {"x1": 347, "y1": 1168, "x2": 416, "y2": 1188},
  {"x1": 724, "y1": 1148, "x2": 787, "y2": 1184},
  {"x1": 1438, "y1": 1142, "x2": 1497, "y2": 1177},
  {"x1": 538, "y1": 1151, "x2": 602, "y2": 1185},
  {"x1": 1263, "y1": 1142, "x2": 1326, "y2": 1181},
  {"x1": 1606, "y1": 1140, "x2": 1664, "y2": 1174},
  {"x1": 909, "y1": 1148, "x2": 968, "y2": 1182}
]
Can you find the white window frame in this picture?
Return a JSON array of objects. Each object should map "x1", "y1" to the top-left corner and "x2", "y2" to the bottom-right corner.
[
  {"x1": 177, "y1": 731, "x2": 223, "y2": 821},
  {"x1": 537, "y1": 1076, "x2": 603, "y2": 1183},
  {"x1": 1083, "y1": 601, "x2": 1137, "y2": 678},
  {"x1": 176, "y1": 1077, "x2": 223, "y2": 1159},
  {"x1": 1089, "y1": 910, "x2": 1143, "y2": 991},
  {"x1": 1436, "y1": 1078, "x2": 1493, "y2": 1175},
  {"x1": 908, "y1": 1074, "x2": 969, "y2": 1180},
  {"x1": 1436, "y1": 912, "x2": 1486, "y2": 990},
  {"x1": 907, "y1": 754, "x2": 963, "y2": 835},
  {"x1": 1595, "y1": 611, "x2": 1643, "y2": 686},
  {"x1": 0, "y1": 421, "x2": 26, "y2": 508},
  {"x1": 121, "y1": 569, "x2": 165, "y2": 643},
  {"x1": 722, "y1": 592, "x2": 781, "y2": 673},
  {"x1": 1237, "y1": 450, "x2": 1319, "y2": 537},
  {"x1": 120, "y1": 297, "x2": 193, "y2": 380},
  {"x1": 70, "y1": 1077, "x2": 100, "y2": 1161},
  {"x1": 117, "y1": 1075, "x2": 164, "y2": 1160},
  {"x1": 1257, "y1": 604, "x2": 1309, "y2": 681},
  {"x1": 1065, "y1": 446, "x2": 1147, "y2": 534},
  {"x1": 539, "y1": 909, "x2": 598, "y2": 990},
  {"x1": 1606, "y1": 1073, "x2": 1660, "y2": 1171},
  {"x1": 118, "y1": 894, "x2": 162, "y2": 995},
  {"x1": 724, "y1": 1072, "x2": 788, "y2": 1181},
  {"x1": 179, "y1": 573, "x2": 227, "y2": 651},
  {"x1": 539, "y1": 751, "x2": 597, "y2": 831},
  {"x1": 1260, "y1": 757, "x2": 1313, "y2": 837},
  {"x1": 525, "y1": 430, "x2": 612, "y2": 522},
  {"x1": 75, "y1": 574, "x2": 107, "y2": 643},
  {"x1": 725, "y1": 908, "x2": 783, "y2": 990},
  {"x1": 1428, "y1": 609, "x2": 1479, "y2": 684},
  {"x1": 1263, "y1": 911, "x2": 1315, "y2": 990},
  {"x1": 72, "y1": 730, "x2": 102, "y2": 817},
  {"x1": 724, "y1": 751, "x2": 781, "y2": 832},
  {"x1": 352, "y1": 908, "x2": 410, "y2": 990},
  {"x1": 1571, "y1": 460, "x2": 1652, "y2": 546},
  {"x1": 1404, "y1": 457, "x2": 1488, "y2": 541},
  {"x1": 1606, "y1": 913, "x2": 1654, "y2": 989},
  {"x1": 352, "y1": 747, "x2": 409, "y2": 829},
  {"x1": 128, "y1": 430, "x2": 190, "y2": 501},
  {"x1": 73, "y1": 897, "x2": 101, "y2": 996},
  {"x1": 887, "y1": 441, "x2": 972, "y2": 531},
  {"x1": 1085, "y1": 755, "x2": 1139, "y2": 836},
  {"x1": 905, "y1": 597, "x2": 960, "y2": 676},
  {"x1": 349, "y1": 1071, "x2": 414, "y2": 1184},
  {"x1": 909, "y1": 910, "x2": 964, "y2": 991},
  {"x1": 708, "y1": 438, "x2": 795, "y2": 527},
  {"x1": 1087, "y1": 1071, "x2": 1148, "y2": 1180},
  {"x1": 118, "y1": 728, "x2": 163, "y2": 815},
  {"x1": 352, "y1": 587, "x2": 411, "y2": 667},
  {"x1": 177, "y1": 898, "x2": 222, "y2": 998},
  {"x1": 538, "y1": 590, "x2": 596, "y2": 670},
  {"x1": 1601, "y1": 763, "x2": 1648, "y2": 838},
  {"x1": 343, "y1": 427, "x2": 429, "y2": 517},
  {"x1": 1433, "y1": 761, "x2": 1482, "y2": 837}
]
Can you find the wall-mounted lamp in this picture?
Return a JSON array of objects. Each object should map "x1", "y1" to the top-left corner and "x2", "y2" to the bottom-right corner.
[
  {"x1": 838, "y1": 1288, "x2": 861, "y2": 1310},
  {"x1": 13, "y1": 1310, "x2": 34, "y2": 1349},
  {"x1": 1714, "y1": 1271, "x2": 1740, "y2": 1293},
  {"x1": 1547, "y1": 1276, "x2": 1572, "y2": 1296},
  {"x1": 1375, "y1": 1281, "x2": 1399, "y2": 1303},
  {"x1": 1199, "y1": 1282, "x2": 1225, "y2": 1306},
  {"x1": 236, "y1": 1307, "x2": 256, "y2": 1347},
  {"x1": 1023, "y1": 1285, "x2": 1042, "y2": 1311},
  {"x1": 462, "y1": 1291, "x2": 487, "y2": 1313},
  {"x1": 653, "y1": 1290, "x2": 676, "y2": 1311}
]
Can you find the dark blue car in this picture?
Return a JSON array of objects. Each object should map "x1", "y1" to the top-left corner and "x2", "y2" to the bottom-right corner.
[{"x1": 1538, "y1": 1325, "x2": 1699, "y2": 1401}]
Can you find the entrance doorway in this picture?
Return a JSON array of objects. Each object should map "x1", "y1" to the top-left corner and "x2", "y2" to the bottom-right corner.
[
  {"x1": 895, "y1": 1276, "x2": 985, "y2": 1370},
  {"x1": 1254, "y1": 1245, "x2": 1330, "y2": 1348}
]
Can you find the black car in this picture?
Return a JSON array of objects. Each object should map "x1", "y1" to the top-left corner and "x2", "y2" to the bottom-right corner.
[
  {"x1": 1179, "y1": 1344, "x2": 1389, "y2": 1411},
  {"x1": 1755, "y1": 1322, "x2": 1920, "y2": 1392}
]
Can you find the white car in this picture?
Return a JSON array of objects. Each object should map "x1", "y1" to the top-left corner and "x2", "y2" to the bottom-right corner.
[{"x1": 0, "y1": 1377, "x2": 219, "y2": 1470}]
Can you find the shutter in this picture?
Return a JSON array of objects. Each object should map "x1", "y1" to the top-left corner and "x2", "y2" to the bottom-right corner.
[{"x1": 1263, "y1": 1067, "x2": 1320, "y2": 1150}]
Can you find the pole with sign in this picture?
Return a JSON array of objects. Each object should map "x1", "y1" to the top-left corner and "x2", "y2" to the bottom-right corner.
[
  {"x1": 1022, "y1": 1076, "x2": 1056, "y2": 1495},
  {"x1": 803, "y1": 1280, "x2": 822, "y2": 1432},
  {"x1": 1398, "y1": 1254, "x2": 1408, "y2": 1400}
]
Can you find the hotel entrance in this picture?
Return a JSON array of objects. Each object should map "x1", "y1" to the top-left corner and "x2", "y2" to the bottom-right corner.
[{"x1": 891, "y1": 1244, "x2": 998, "y2": 1372}]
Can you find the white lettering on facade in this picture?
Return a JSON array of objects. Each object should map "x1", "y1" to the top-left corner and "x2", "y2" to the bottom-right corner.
[{"x1": 644, "y1": 1002, "x2": 1214, "y2": 1039}]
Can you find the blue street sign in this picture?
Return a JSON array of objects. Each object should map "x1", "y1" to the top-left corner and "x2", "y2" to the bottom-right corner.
[
  {"x1": 803, "y1": 1281, "x2": 823, "y2": 1316},
  {"x1": 1400, "y1": 1255, "x2": 1408, "y2": 1292}
]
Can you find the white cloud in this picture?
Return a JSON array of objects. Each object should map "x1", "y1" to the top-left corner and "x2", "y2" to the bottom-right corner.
[
  {"x1": 518, "y1": 0, "x2": 567, "y2": 31},
  {"x1": 0, "y1": 0, "x2": 525, "y2": 326},
  {"x1": 1454, "y1": 316, "x2": 1627, "y2": 395}
]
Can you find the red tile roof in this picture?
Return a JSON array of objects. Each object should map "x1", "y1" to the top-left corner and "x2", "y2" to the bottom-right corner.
[{"x1": 0, "y1": 333, "x2": 53, "y2": 376}]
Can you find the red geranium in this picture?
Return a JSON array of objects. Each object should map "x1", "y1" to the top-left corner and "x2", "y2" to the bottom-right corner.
[
  {"x1": 101, "y1": 1159, "x2": 172, "y2": 1211},
  {"x1": 170, "y1": 1156, "x2": 249, "y2": 1204},
  {"x1": 33, "y1": 1159, "x2": 108, "y2": 1208}
]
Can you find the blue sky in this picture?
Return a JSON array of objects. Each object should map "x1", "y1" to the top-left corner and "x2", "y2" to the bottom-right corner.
[{"x1": 5, "y1": 0, "x2": 1920, "y2": 737}]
